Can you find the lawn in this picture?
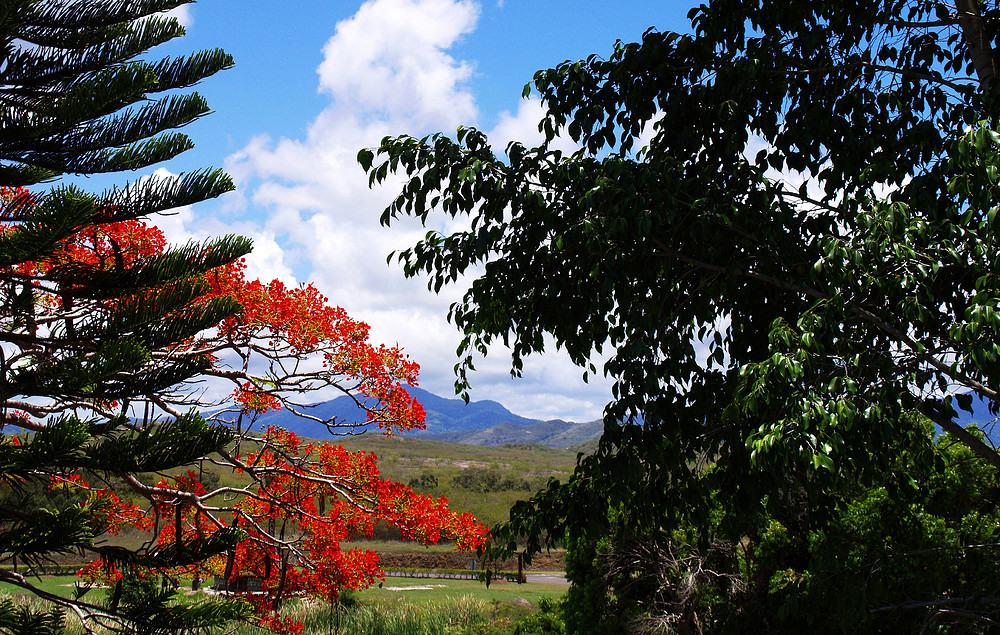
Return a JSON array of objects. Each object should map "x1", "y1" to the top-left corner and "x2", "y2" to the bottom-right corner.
[
  {"x1": 359, "y1": 575, "x2": 566, "y2": 606},
  {"x1": 0, "y1": 573, "x2": 568, "y2": 635},
  {"x1": 1, "y1": 573, "x2": 565, "y2": 603},
  {"x1": 0, "y1": 574, "x2": 88, "y2": 600}
]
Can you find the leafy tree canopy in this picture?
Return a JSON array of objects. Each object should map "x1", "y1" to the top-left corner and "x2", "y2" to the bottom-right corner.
[{"x1": 366, "y1": 0, "x2": 1000, "y2": 627}]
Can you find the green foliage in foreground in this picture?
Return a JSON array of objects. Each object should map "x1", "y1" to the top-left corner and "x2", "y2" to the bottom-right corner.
[
  {"x1": 562, "y1": 418, "x2": 1000, "y2": 633},
  {"x1": 0, "y1": 0, "x2": 250, "y2": 631},
  {"x1": 367, "y1": 1, "x2": 1000, "y2": 631}
]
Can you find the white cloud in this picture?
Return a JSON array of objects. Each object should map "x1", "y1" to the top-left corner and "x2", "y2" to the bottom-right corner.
[
  {"x1": 317, "y1": 0, "x2": 480, "y2": 129},
  {"x1": 145, "y1": 168, "x2": 297, "y2": 286},
  {"x1": 163, "y1": 5, "x2": 192, "y2": 27},
  {"x1": 185, "y1": 0, "x2": 613, "y2": 422},
  {"x1": 490, "y1": 97, "x2": 579, "y2": 156}
]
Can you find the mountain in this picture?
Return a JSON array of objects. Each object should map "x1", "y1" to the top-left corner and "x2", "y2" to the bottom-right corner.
[
  {"x1": 407, "y1": 387, "x2": 541, "y2": 433},
  {"x1": 244, "y1": 386, "x2": 604, "y2": 449},
  {"x1": 424, "y1": 418, "x2": 604, "y2": 448},
  {"x1": 248, "y1": 386, "x2": 542, "y2": 439}
]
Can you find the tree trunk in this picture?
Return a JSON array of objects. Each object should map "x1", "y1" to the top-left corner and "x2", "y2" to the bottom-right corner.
[{"x1": 957, "y1": 0, "x2": 1000, "y2": 98}]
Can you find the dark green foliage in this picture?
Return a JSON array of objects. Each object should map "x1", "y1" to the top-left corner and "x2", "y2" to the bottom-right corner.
[
  {"x1": 107, "y1": 572, "x2": 249, "y2": 635},
  {"x1": 336, "y1": 588, "x2": 359, "y2": 609},
  {"x1": 408, "y1": 472, "x2": 439, "y2": 490},
  {"x1": 0, "y1": 1, "x2": 233, "y2": 183},
  {"x1": 0, "y1": 600, "x2": 64, "y2": 635},
  {"x1": 452, "y1": 467, "x2": 532, "y2": 493},
  {"x1": 367, "y1": 0, "x2": 1000, "y2": 631},
  {"x1": 0, "y1": 0, "x2": 251, "y2": 631},
  {"x1": 560, "y1": 535, "x2": 623, "y2": 635},
  {"x1": 513, "y1": 611, "x2": 564, "y2": 635},
  {"x1": 559, "y1": 419, "x2": 1000, "y2": 632}
]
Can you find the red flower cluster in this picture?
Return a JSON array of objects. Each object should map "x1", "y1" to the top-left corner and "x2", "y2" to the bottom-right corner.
[
  {"x1": 0, "y1": 188, "x2": 491, "y2": 633},
  {"x1": 134, "y1": 427, "x2": 487, "y2": 630},
  {"x1": 49, "y1": 474, "x2": 153, "y2": 536},
  {"x1": 206, "y1": 266, "x2": 426, "y2": 432},
  {"x1": 233, "y1": 381, "x2": 282, "y2": 414}
]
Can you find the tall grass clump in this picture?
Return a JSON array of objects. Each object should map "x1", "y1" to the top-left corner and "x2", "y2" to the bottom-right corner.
[
  {"x1": 0, "y1": 590, "x2": 555, "y2": 634},
  {"x1": 0, "y1": 595, "x2": 90, "y2": 635},
  {"x1": 234, "y1": 594, "x2": 494, "y2": 635}
]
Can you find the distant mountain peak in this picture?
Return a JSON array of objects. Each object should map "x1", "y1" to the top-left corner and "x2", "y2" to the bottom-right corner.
[{"x1": 243, "y1": 385, "x2": 603, "y2": 448}]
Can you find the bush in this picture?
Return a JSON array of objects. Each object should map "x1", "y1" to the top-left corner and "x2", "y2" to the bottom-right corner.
[
  {"x1": 560, "y1": 535, "x2": 625, "y2": 635},
  {"x1": 116, "y1": 574, "x2": 162, "y2": 608},
  {"x1": 512, "y1": 598, "x2": 565, "y2": 635},
  {"x1": 453, "y1": 467, "x2": 532, "y2": 493},
  {"x1": 337, "y1": 588, "x2": 358, "y2": 609},
  {"x1": 513, "y1": 612, "x2": 564, "y2": 635},
  {"x1": 408, "y1": 473, "x2": 439, "y2": 490}
]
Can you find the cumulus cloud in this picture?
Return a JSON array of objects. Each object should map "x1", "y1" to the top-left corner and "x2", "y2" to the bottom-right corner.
[
  {"x1": 490, "y1": 96, "x2": 579, "y2": 155},
  {"x1": 172, "y1": 0, "x2": 612, "y2": 421},
  {"x1": 163, "y1": 5, "x2": 192, "y2": 27},
  {"x1": 147, "y1": 168, "x2": 297, "y2": 287},
  {"x1": 316, "y1": 0, "x2": 480, "y2": 129}
]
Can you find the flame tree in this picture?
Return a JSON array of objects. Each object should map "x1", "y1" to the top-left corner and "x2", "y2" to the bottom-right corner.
[
  {"x1": 28, "y1": 213, "x2": 486, "y2": 634},
  {"x1": 0, "y1": 2, "x2": 485, "y2": 633}
]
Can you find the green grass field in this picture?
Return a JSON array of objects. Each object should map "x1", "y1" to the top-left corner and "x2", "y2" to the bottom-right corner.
[
  {"x1": 337, "y1": 435, "x2": 581, "y2": 528},
  {"x1": 0, "y1": 574, "x2": 567, "y2": 635},
  {"x1": 0, "y1": 573, "x2": 566, "y2": 605},
  {"x1": 0, "y1": 574, "x2": 85, "y2": 600},
  {"x1": 360, "y1": 575, "x2": 566, "y2": 606}
]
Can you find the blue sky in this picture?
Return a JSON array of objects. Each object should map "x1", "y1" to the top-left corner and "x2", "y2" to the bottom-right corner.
[{"x1": 143, "y1": 0, "x2": 692, "y2": 422}]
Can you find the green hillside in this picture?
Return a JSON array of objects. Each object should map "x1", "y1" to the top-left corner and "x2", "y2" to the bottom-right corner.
[{"x1": 338, "y1": 434, "x2": 581, "y2": 528}]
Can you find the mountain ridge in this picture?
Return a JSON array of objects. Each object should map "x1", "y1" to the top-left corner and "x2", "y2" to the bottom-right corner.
[
  {"x1": 246, "y1": 386, "x2": 603, "y2": 449},
  {"x1": 423, "y1": 417, "x2": 604, "y2": 448}
]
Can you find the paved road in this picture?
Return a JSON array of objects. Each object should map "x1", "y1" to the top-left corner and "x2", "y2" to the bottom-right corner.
[{"x1": 524, "y1": 573, "x2": 568, "y2": 585}]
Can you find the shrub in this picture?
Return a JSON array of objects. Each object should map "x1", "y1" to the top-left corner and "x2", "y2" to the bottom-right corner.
[
  {"x1": 408, "y1": 473, "x2": 439, "y2": 490},
  {"x1": 512, "y1": 597, "x2": 565, "y2": 635},
  {"x1": 453, "y1": 467, "x2": 532, "y2": 493},
  {"x1": 513, "y1": 612, "x2": 565, "y2": 635}
]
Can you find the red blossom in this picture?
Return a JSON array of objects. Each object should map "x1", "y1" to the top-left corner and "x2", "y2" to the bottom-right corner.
[
  {"x1": 234, "y1": 382, "x2": 282, "y2": 414},
  {"x1": 0, "y1": 189, "x2": 487, "y2": 633}
]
